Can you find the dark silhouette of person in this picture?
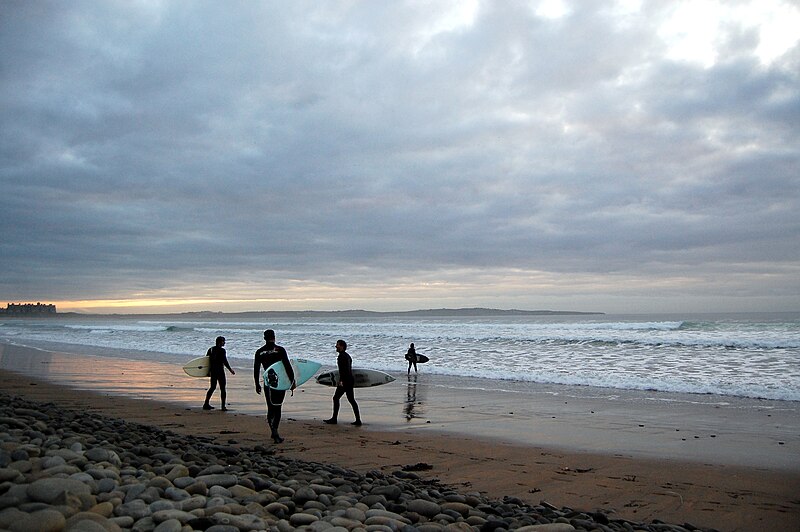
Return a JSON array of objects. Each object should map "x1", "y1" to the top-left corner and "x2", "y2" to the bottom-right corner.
[
  {"x1": 203, "y1": 336, "x2": 235, "y2": 411},
  {"x1": 323, "y1": 339, "x2": 361, "y2": 426},
  {"x1": 405, "y1": 342, "x2": 418, "y2": 373},
  {"x1": 254, "y1": 329, "x2": 296, "y2": 443}
]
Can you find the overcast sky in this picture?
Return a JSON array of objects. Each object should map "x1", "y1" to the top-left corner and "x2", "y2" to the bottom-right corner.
[{"x1": 1, "y1": 0, "x2": 799, "y2": 314}]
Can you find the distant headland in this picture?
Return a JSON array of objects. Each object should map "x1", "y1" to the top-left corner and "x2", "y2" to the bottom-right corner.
[
  {"x1": 0, "y1": 302, "x2": 57, "y2": 316},
  {"x1": 0, "y1": 304, "x2": 604, "y2": 318},
  {"x1": 171, "y1": 308, "x2": 605, "y2": 318}
]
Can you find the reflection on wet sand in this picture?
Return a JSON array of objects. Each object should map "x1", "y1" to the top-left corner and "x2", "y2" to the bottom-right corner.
[
  {"x1": 0, "y1": 342, "x2": 352, "y2": 423},
  {"x1": 0, "y1": 342, "x2": 231, "y2": 408},
  {"x1": 0, "y1": 343, "x2": 54, "y2": 374},
  {"x1": 403, "y1": 373, "x2": 425, "y2": 421}
]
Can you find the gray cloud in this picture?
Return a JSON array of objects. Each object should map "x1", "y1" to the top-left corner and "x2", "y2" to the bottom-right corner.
[{"x1": 1, "y1": 1, "x2": 798, "y2": 312}]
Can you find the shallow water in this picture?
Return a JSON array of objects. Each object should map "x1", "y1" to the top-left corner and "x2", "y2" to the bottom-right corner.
[
  {"x1": 1, "y1": 340, "x2": 798, "y2": 470},
  {"x1": 1, "y1": 312, "x2": 798, "y2": 401}
]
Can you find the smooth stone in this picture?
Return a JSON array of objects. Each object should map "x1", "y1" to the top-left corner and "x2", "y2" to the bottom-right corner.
[
  {"x1": 265, "y1": 502, "x2": 289, "y2": 516},
  {"x1": 515, "y1": 525, "x2": 577, "y2": 532},
  {"x1": 97, "y1": 478, "x2": 118, "y2": 493},
  {"x1": 309, "y1": 483, "x2": 337, "y2": 495},
  {"x1": 364, "y1": 515, "x2": 409, "y2": 529},
  {"x1": 369, "y1": 485, "x2": 402, "y2": 501},
  {"x1": 441, "y1": 502, "x2": 472, "y2": 517},
  {"x1": 210, "y1": 512, "x2": 267, "y2": 530},
  {"x1": 87, "y1": 468, "x2": 121, "y2": 481},
  {"x1": 9, "y1": 508, "x2": 66, "y2": 532},
  {"x1": 44, "y1": 464, "x2": 82, "y2": 476},
  {"x1": 293, "y1": 486, "x2": 318, "y2": 503},
  {"x1": 115, "y1": 499, "x2": 151, "y2": 520},
  {"x1": 149, "y1": 499, "x2": 176, "y2": 512},
  {"x1": 130, "y1": 516, "x2": 156, "y2": 532},
  {"x1": 275, "y1": 518, "x2": 293, "y2": 532},
  {"x1": 45, "y1": 449, "x2": 82, "y2": 462},
  {"x1": 172, "y1": 476, "x2": 195, "y2": 489},
  {"x1": 228, "y1": 484, "x2": 258, "y2": 500},
  {"x1": 208, "y1": 485, "x2": 232, "y2": 498},
  {"x1": 152, "y1": 509, "x2": 197, "y2": 524},
  {"x1": 329, "y1": 516, "x2": 363, "y2": 528},
  {"x1": 417, "y1": 525, "x2": 446, "y2": 531},
  {"x1": 164, "y1": 486, "x2": 190, "y2": 501},
  {"x1": 124, "y1": 484, "x2": 147, "y2": 502},
  {"x1": 344, "y1": 507, "x2": 367, "y2": 522},
  {"x1": 165, "y1": 465, "x2": 190, "y2": 481},
  {"x1": 177, "y1": 496, "x2": 207, "y2": 512},
  {"x1": 153, "y1": 518, "x2": 183, "y2": 532},
  {"x1": 0, "y1": 468, "x2": 22, "y2": 482},
  {"x1": 148, "y1": 476, "x2": 173, "y2": 490},
  {"x1": 109, "y1": 516, "x2": 135, "y2": 528},
  {"x1": 41, "y1": 455, "x2": 67, "y2": 469},
  {"x1": 0, "y1": 507, "x2": 27, "y2": 529},
  {"x1": 408, "y1": 499, "x2": 442, "y2": 517},
  {"x1": 66, "y1": 511, "x2": 123, "y2": 532},
  {"x1": 185, "y1": 481, "x2": 208, "y2": 496},
  {"x1": 290, "y1": 512, "x2": 319, "y2": 526},
  {"x1": 150, "y1": 452, "x2": 178, "y2": 463},
  {"x1": 205, "y1": 525, "x2": 240, "y2": 532},
  {"x1": 359, "y1": 494, "x2": 387, "y2": 507},
  {"x1": 89, "y1": 501, "x2": 115, "y2": 517},
  {"x1": 195, "y1": 474, "x2": 238, "y2": 488},
  {"x1": 365, "y1": 509, "x2": 410, "y2": 524},
  {"x1": 28, "y1": 477, "x2": 91, "y2": 504},
  {"x1": 67, "y1": 520, "x2": 111, "y2": 532},
  {"x1": 8, "y1": 460, "x2": 32, "y2": 474},
  {"x1": 443, "y1": 523, "x2": 474, "y2": 531},
  {"x1": 85, "y1": 448, "x2": 121, "y2": 466}
]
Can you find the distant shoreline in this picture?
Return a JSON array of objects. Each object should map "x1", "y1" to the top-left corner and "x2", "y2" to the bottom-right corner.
[{"x1": 31, "y1": 307, "x2": 606, "y2": 318}]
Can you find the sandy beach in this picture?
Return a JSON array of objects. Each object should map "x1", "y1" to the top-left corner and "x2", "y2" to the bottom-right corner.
[{"x1": 1, "y1": 341, "x2": 798, "y2": 531}]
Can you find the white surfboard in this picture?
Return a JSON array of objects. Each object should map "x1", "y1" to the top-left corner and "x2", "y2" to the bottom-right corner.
[
  {"x1": 316, "y1": 368, "x2": 396, "y2": 388},
  {"x1": 263, "y1": 358, "x2": 322, "y2": 390},
  {"x1": 182, "y1": 356, "x2": 210, "y2": 378}
]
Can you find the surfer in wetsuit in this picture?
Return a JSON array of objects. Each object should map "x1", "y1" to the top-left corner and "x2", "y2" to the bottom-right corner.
[
  {"x1": 254, "y1": 329, "x2": 296, "y2": 443},
  {"x1": 406, "y1": 342, "x2": 418, "y2": 374},
  {"x1": 203, "y1": 336, "x2": 235, "y2": 411},
  {"x1": 323, "y1": 339, "x2": 362, "y2": 426}
]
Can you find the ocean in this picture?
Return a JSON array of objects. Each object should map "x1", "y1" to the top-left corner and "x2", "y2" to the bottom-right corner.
[{"x1": 1, "y1": 312, "x2": 798, "y2": 402}]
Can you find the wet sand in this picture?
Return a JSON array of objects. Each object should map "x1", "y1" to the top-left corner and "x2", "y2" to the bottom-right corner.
[{"x1": 1, "y1": 341, "x2": 798, "y2": 530}]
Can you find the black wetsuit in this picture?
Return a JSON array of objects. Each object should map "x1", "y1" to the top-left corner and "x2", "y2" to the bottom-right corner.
[
  {"x1": 205, "y1": 345, "x2": 232, "y2": 408},
  {"x1": 331, "y1": 350, "x2": 361, "y2": 423},
  {"x1": 406, "y1": 345, "x2": 418, "y2": 373},
  {"x1": 254, "y1": 343, "x2": 294, "y2": 441}
]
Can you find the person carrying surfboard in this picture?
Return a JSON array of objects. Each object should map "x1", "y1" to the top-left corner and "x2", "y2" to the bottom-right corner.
[
  {"x1": 323, "y1": 339, "x2": 362, "y2": 426},
  {"x1": 405, "y1": 342, "x2": 418, "y2": 374},
  {"x1": 203, "y1": 336, "x2": 235, "y2": 411},
  {"x1": 253, "y1": 329, "x2": 296, "y2": 444}
]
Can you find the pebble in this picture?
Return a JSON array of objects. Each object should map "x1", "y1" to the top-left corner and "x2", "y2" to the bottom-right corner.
[{"x1": 0, "y1": 391, "x2": 719, "y2": 532}]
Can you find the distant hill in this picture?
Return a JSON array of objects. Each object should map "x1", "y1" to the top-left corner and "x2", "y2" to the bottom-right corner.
[{"x1": 169, "y1": 307, "x2": 604, "y2": 319}]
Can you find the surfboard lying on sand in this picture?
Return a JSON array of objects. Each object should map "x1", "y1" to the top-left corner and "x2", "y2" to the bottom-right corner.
[
  {"x1": 316, "y1": 368, "x2": 396, "y2": 388},
  {"x1": 263, "y1": 358, "x2": 322, "y2": 390},
  {"x1": 182, "y1": 356, "x2": 210, "y2": 378},
  {"x1": 405, "y1": 354, "x2": 429, "y2": 363}
]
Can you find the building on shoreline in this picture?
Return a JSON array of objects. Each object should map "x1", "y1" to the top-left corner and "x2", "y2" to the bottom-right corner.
[{"x1": 0, "y1": 303, "x2": 57, "y2": 316}]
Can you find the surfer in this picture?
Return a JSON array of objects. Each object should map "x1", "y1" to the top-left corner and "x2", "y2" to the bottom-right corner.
[
  {"x1": 203, "y1": 336, "x2": 236, "y2": 411},
  {"x1": 405, "y1": 342, "x2": 418, "y2": 374},
  {"x1": 323, "y1": 339, "x2": 362, "y2": 426},
  {"x1": 253, "y1": 329, "x2": 296, "y2": 444}
]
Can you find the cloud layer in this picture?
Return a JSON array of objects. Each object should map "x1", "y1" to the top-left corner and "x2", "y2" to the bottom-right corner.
[{"x1": 1, "y1": 1, "x2": 799, "y2": 313}]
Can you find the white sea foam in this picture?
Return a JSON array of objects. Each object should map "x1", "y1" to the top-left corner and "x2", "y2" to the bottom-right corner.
[{"x1": 2, "y1": 313, "x2": 798, "y2": 401}]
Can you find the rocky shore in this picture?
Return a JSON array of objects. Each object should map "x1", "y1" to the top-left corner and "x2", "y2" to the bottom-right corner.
[{"x1": 0, "y1": 392, "x2": 718, "y2": 532}]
